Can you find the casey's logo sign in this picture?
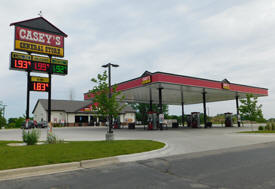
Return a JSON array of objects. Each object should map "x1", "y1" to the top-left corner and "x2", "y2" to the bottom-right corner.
[
  {"x1": 141, "y1": 76, "x2": 151, "y2": 84},
  {"x1": 16, "y1": 26, "x2": 64, "y2": 48},
  {"x1": 14, "y1": 26, "x2": 64, "y2": 57},
  {"x1": 222, "y1": 83, "x2": 230, "y2": 90}
]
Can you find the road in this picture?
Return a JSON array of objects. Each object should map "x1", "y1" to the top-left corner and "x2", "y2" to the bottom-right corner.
[{"x1": 1, "y1": 141, "x2": 275, "y2": 189}]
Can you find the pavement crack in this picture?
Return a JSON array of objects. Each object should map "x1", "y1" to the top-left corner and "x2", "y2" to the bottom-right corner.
[
  {"x1": 137, "y1": 158, "x2": 179, "y2": 178},
  {"x1": 137, "y1": 159, "x2": 223, "y2": 189}
]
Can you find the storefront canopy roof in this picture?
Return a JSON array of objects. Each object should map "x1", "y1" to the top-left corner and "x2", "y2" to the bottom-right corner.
[{"x1": 84, "y1": 71, "x2": 268, "y2": 105}]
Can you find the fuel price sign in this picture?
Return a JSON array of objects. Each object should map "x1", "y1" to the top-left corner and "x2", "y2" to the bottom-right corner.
[
  {"x1": 29, "y1": 76, "x2": 49, "y2": 92},
  {"x1": 10, "y1": 52, "x2": 68, "y2": 75}
]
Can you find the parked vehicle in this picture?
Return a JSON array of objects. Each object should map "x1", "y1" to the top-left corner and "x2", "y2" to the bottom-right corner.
[
  {"x1": 21, "y1": 120, "x2": 36, "y2": 129},
  {"x1": 37, "y1": 121, "x2": 48, "y2": 128}
]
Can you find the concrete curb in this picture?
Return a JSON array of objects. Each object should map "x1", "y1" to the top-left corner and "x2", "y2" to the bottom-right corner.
[
  {"x1": 0, "y1": 143, "x2": 169, "y2": 181},
  {"x1": 0, "y1": 162, "x2": 80, "y2": 181},
  {"x1": 118, "y1": 142, "x2": 169, "y2": 162},
  {"x1": 80, "y1": 157, "x2": 120, "y2": 168}
]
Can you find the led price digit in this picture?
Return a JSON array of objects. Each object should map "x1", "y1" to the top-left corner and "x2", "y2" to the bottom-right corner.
[
  {"x1": 33, "y1": 82, "x2": 48, "y2": 91},
  {"x1": 34, "y1": 62, "x2": 48, "y2": 71},
  {"x1": 14, "y1": 60, "x2": 31, "y2": 69},
  {"x1": 53, "y1": 65, "x2": 65, "y2": 73}
]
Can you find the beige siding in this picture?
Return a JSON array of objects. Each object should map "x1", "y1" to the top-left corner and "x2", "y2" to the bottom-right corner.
[
  {"x1": 68, "y1": 113, "x2": 75, "y2": 123},
  {"x1": 51, "y1": 111, "x2": 66, "y2": 123},
  {"x1": 33, "y1": 102, "x2": 47, "y2": 122},
  {"x1": 120, "y1": 113, "x2": 136, "y2": 123}
]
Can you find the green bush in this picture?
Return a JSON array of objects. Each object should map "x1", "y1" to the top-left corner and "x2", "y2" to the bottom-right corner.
[
  {"x1": 53, "y1": 123, "x2": 62, "y2": 127},
  {"x1": 258, "y1": 126, "x2": 264, "y2": 131},
  {"x1": 265, "y1": 123, "x2": 271, "y2": 131},
  {"x1": 22, "y1": 129, "x2": 40, "y2": 145},
  {"x1": 8, "y1": 117, "x2": 25, "y2": 128},
  {"x1": 271, "y1": 122, "x2": 275, "y2": 131},
  {"x1": 46, "y1": 132, "x2": 63, "y2": 144},
  {"x1": 6, "y1": 122, "x2": 16, "y2": 128}
]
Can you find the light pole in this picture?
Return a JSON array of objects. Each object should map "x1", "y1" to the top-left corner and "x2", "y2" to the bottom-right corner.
[{"x1": 102, "y1": 63, "x2": 119, "y2": 136}]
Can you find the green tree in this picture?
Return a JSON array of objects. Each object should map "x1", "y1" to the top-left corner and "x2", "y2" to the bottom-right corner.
[
  {"x1": 0, "y1": 112, "x2": 6, "y2": 128},
  {"x1": 239, "y1": 94, "x2": 265, "y2": 123},
  {"x1": 131, "y1": 103, "x2": 168, "y2": 124},
  {"x1": 0, "y1": 103, "x2": 6, "y2": 127},
  {"x1": 89, "y1": 71, "x2": 125, "y2": 121},
  {"x1": 8, "y1": 117, "x2": 25, "y2": 128}
]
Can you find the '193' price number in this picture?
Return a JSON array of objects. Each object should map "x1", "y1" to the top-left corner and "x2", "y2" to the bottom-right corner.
[{"x1": 14, "y1": 60, "x2": 31, "y2": 69}]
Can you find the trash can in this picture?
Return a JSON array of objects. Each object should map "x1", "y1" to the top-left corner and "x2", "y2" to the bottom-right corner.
[
  {"x1": 128, "y1": 123, "x2": 135, "y2": 129},
  {"x1": 224, "y1": 113, "x2": 233, "y2": 127},
  {"x1": 206, "y1": 122, "x2": 212, "y2": 128},
  {"x1": 172, "y1": 122, "x2": 179, "y2": 128}
]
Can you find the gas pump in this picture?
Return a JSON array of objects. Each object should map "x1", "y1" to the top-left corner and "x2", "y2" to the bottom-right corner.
[
  {"x1": 186, "y1": 115, "x2": 192, "y2": 127},
  {"x1": 191, "y1": 112, "x2": 200, "y2": 128},
  {"x1": 148, "y1": 111, "x2": 157, "y2": 130},
  {"x1": 113, "y1": 117, "x2": 120, "y2": 129},
  {"x1": 224, "y1": 112, "x2": 233, "y2": 127}
]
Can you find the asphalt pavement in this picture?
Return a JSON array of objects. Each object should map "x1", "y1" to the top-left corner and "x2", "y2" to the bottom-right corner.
[
  {"x1": 1, "y1": 141, "x2": 275, "y2": 189},
  {"x1": 1, "y1": 125, "x2": 275, "y2": 158}
]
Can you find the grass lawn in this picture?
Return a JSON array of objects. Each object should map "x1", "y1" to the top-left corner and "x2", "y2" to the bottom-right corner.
[
  {"x1": 240, "y1": 130, "x2": 275, "y2": 133},
  {"x1": 0, "y1": 140, "x2": 165, "y2": 170}
]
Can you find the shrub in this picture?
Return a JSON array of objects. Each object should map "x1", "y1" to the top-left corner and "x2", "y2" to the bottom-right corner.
[
  {"x1": 22, "y1": 129, "x2": 40, "y2": 145},
  {"x1": 258, "y1": 126, "x2": 264, "y2": 131},
  {"x1": 53, "y1": 123, "x2": 62, "y2": 127},
  {"x1": 271, "y1": 122, "x2": 275, "y2": 131},
  {"x1": 6, "y1": 122, "x2": 16, "y2": 128},
  {"x1": 46, "y1": 132, "x2": 63, "y2": 144},
  {"x1": 9, "y1": 117, "x2": 25, "y2": 128},
  {"x1": 265, "y1": 122, "x2": 272, "y2": 131}
]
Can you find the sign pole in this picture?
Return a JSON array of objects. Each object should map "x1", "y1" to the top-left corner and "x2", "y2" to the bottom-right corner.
[
  {"x1": 25, "y1": 70, "x2": 30, "y2": 128},
  {"x1": 25, "y1": 52, "x2": 32, "y2": 129},
  {"x1": 48, "y1": 55, "x2": 52, "y2": 133}
]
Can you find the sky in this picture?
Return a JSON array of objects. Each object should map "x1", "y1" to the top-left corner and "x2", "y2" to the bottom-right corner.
[{"x1": 1, "y1": 0, "x2": 275, "y2": 119}]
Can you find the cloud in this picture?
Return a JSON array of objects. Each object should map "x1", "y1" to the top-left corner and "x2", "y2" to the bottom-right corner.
[
  {"x1": 1, "y1": 0, "x2": 274, "y2": 119},
  {"x1": 201, "y1": 0, "x2": 275, "y2": 40}
]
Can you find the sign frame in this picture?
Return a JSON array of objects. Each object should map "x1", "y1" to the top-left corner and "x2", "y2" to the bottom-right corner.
[
  {"x1": 10, "y1": 52, "x2": 68, "y2": 75},
  {"x1": 29, "y1": 76, "x2": 50, "y2": 92},
  {"x1": 14, "y1": 26, "x2": 65, "y2": 57}
]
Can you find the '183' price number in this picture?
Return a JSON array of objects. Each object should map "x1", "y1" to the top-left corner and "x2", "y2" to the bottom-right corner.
[{"x1": 32, "y1": 82, "x2": 49, "y2": 92}]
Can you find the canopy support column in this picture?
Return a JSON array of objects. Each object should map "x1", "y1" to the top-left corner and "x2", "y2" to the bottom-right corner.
[
  {"x1": 181, "y1": 87, "x2": 185, "y2": 127},
  {"x1": 203, "y1": 91, "x2": 207, "y2": 128},
  {"x1": 236, "y1": 95, "x2": 241, "y2": 127},
  {"x1": 158, "y1": 87, "x2": 163, "y2": 130},
  {"x1": 149, "y1": 88, "x2": 152, "y2": 112}
]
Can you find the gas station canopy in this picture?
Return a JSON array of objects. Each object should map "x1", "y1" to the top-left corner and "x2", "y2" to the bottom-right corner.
[{"x1": 85, "y1": 71, "x2": 268, "y2": 105}]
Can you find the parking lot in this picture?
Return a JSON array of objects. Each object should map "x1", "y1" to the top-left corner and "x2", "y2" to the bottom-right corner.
[{"x1": 1, "y1": 125, "x2": 275, "y2": 158}]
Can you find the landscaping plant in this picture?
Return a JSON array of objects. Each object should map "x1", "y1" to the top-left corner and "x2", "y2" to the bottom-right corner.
[
  {"x1": 46, "y1": 132, "x2": 63, "y2": 144},
  {"x1": 258, "y1": 126, "x2": 264, "y2": 131},
  {"x1": 265, "y1": 123, "x2": 271, "y2": 131},
  {"x1": 22, "y1": 129, "x2": 40, "y2": 145},
  {"x1": 271, "y1": 122, "x2": 275, "y2": 131}
]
